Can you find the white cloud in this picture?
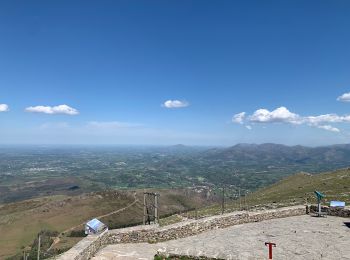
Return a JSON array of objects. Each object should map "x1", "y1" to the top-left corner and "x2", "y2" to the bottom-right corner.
[
  {"x1": 305, "y1": 114, "x2": 350, "y2": 124},
  {"x1": 245, "y1": 125, "x2": 252, "y2": 130},
  {"x1": 0, "y1": 104, "x2": 9, "y2": 112},
  {"x1": 232, "y1": 112, "x2": 246, "y2": 124},
  {"x1": 249, "y1": 107, "x2": 301, "y2": 124},
  {"x1": 163, "y1": 100, "x2": 189, "y2": 108},
  {"x1": 316, "y1": 125, "x2": 340, "y2": 132},
  {"x1": 232, "y1": 106, "x2": 349, "y2": 133},
  {"x1": 25, "y1": 104, "x2": 79, "y2": 115},
  {"x1": 337, "y1": 92, "x2": 350, "y2": 102}
]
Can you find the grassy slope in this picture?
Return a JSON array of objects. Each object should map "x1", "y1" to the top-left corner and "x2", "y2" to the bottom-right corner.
[
  {"x1": 0, "y1": 189, "x2": 211, "y2": 259},
  {"x1": 250, "y1": 168, "x2": 350, "y2": 205},
  {"x1": 0, "y1": 191, "x2": 134, "y2": 259},
  {"x1": 183, "y1": 168, "x2": 350, "y2": 218}
]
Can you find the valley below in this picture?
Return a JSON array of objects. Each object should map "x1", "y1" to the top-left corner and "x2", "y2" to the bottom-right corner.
[
  {"x1": 1, "y1": 143, "x2": 350, "y2": 259},
  {"x1": 2, "y1": 143, "x2": 350, "y2": 204}
]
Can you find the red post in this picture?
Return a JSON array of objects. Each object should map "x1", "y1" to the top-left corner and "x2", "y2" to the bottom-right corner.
[{"x1": 265, "y1": 242, "x2": 276, "y2": 260}]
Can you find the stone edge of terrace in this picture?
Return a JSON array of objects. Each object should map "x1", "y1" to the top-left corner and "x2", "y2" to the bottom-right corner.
[{"x1": 56, "y1": 205, "x2": 307, "y2": 260}]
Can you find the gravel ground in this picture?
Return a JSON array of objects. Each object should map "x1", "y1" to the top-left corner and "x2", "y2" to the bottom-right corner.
[{"x1": 92, "y1": 215, "x2": 350, "y2": 260}]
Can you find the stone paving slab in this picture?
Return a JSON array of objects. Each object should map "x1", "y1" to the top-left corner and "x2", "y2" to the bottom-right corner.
[{"x1": 92, "y1": 215, "x2": 350, "y2": 260}]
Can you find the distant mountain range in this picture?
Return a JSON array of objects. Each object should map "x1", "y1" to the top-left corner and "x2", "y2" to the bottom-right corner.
[
  {"x1": 180, "y1": 143, "x2": 350, "y2": 189},
  {"x1": 201, "y1": 143, "x2": 350, "y2": 166}
]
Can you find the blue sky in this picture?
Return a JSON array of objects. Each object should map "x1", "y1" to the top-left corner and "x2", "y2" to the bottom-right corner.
[{"x1": 1, "y1": 0, "x2": 350, "y2": 146}]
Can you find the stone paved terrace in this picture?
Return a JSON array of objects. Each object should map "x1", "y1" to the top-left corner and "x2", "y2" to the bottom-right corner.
[
  {"x1": 58, "y1": 206, "x2": 306, "y2": 260},
  {"x1": 92, "y1": 215, "x2": 350, "y2": 260}
]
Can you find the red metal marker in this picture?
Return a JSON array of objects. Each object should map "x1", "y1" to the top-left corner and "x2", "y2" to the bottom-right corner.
[{"x1": 265, "y1": 242, "x2": 276, "y2": 260}]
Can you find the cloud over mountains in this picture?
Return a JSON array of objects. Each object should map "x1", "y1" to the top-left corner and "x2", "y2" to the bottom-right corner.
[
  {"x1": 249, "y1": 107, "x2": 300, "y2": 124},
  {"x1": 232, "y1": 106, "x2": 347, "y2": 132}
]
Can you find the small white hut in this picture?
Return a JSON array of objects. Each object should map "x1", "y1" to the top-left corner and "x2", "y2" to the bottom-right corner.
[{"x1": 85, "y1": 218, "x2": 108, "y2": 235}]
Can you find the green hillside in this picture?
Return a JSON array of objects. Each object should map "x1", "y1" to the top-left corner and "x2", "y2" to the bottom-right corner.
[
  {"x1": 250, "y1": 168, "x2": 350, "y2": 206},
  {"x1": 184, "y1": 168, "x2": 350, "y2": 218}
]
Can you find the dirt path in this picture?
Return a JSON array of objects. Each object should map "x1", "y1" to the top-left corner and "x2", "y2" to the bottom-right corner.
[{"x1": 48, "y1": 193, "x2": 139, "y2": 251}]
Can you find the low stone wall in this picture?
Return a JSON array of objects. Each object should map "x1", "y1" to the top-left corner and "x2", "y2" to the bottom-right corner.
[
  {"x1": 57, "y1": 205, "x2": 306, "y2": 260},
  {"x1": 57, "y1": 230, "x2": 110, "y2": 260},
  {"x1": 307, "y1": 205, "x2": 350, "y2": 217},
  {"x1": 155, "y1": 252, "x2": 222, "y2": 260},
  {"x1": 106, "y1": 206, "x2": 306, "y2": 244}
]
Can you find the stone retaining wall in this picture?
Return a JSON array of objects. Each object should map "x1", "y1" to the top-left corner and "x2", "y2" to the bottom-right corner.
[{"x1": 57, "y1": 205, "x2": 306, "y2": 260}]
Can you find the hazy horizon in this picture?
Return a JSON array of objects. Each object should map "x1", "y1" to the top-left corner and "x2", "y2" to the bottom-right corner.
[{"x1": 1, "y1": 141, "x2": 350, "y2": 148}]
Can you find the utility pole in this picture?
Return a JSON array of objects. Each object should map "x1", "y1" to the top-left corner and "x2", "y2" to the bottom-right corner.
[
  {"x1": 37, "y1": 235, "x2": 41, "y2": 260},
  {"x1": 143, "y1": 192, "x2": 159, "y2": 225},
  {"x1": 221, "y1": 186, "x2": 225, "y2": 214},
  {"x1": 143, "y1": 192, "x2": 146, "y2": 225},
  {"x1": 238, "y1": 187, "x2": 241, "y2": 210},
  {"x1": 246, "y1": 191, "x2": 249, "y2": 211},
  {"x1": 154, "y1": 193, "x2": 159, "y2": 224}
]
